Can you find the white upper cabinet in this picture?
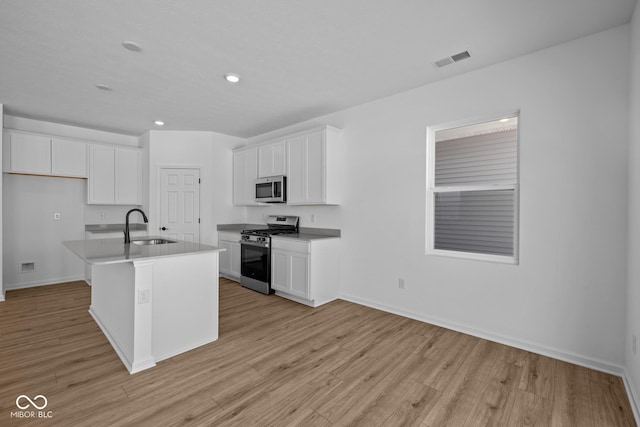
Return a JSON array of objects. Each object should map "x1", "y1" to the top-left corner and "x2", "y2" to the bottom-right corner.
[
  {"x1": 257, "y1": 140, "x2": 286, "y2": 178},
  {"x1": 2, "y1": 131, "x2": 87, "y2": 178},
  {"x1": 286, "y1": 126, "x2": 342, "y2": 205},
  {"x1": 115, "y1": 147, "x2": 142, "y2": 205},
  {"x1": 233, "y1": 147, "x2": 259, "y2": 206},
  {"x1": 88, "y1": 144, "x2": 142, "y2": 205},
  {"x1": 51, "y1": 138, "x2": 87, "y2": 177},
  {"x1": 233, "y1": 125, "x2": 342, "y2": 206},
  {"x1": 88, "y1": 144, "x2": 116, "y2": 204}
]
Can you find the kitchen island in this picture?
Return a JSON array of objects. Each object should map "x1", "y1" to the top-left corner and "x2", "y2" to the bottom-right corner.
[{"x1": 63, "y1": 237, "x2": 224, "y2": 374}]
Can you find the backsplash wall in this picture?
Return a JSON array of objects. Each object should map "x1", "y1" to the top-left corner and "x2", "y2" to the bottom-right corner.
[{"x1": 244, "y1": 205, "x2": 342, "y2": 230}]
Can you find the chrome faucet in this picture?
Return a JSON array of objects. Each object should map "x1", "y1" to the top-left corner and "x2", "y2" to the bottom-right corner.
[{"x1": 124, "y1": 208, "x2": 149, "y2": 244}]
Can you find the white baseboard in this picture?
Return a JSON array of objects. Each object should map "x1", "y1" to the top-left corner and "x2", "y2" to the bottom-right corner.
[
  {"x1": 4, "y1": 276, "x2": 87, "y2": 290},
  {"x1": 340, "y1": 292, "x2": 640, "y2": 424},
  {"x1": 0, "y1": 292, "x2": 4, "y2": 302},
  {"x1": 339, "y1": 292, "x2": 625, "y2": 376},
  {"x1": 89, "y1": 306, "x2": 156, "y2": 374}
]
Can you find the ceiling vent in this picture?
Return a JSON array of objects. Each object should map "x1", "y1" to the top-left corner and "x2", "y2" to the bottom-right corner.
[{"x1": 433, "y1": 50, "x2": 471, "y2": 69}]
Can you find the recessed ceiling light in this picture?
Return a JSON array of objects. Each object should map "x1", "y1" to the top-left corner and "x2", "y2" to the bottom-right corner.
[
  {"x1": 154, "y1": 120, "x2": 165, "y2": 126},
  {"x1": 224, "y1": 73, "x2": 240, "y2": 83},
  {"x1": 96, "y1": 84, "x2": 112, "y2": 91},
  {"x1": 122, "y1": 40, "x2": 142, "y2": 52},
  {"x1": 499, "y1": 118, "x2": 510, "y2": 123}
]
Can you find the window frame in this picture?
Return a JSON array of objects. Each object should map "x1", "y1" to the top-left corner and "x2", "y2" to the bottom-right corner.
[{"x1": 426, "y1": 111, "x2": 520, "y2": 264}]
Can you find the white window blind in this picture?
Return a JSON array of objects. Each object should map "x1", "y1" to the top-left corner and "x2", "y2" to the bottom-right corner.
[
  {"x1": 434, "y1": 190, "x2": 515, "y2": 256},
  {"x1": 428, "y1": 116, "x2": 519, "y2": 262},
  {"x1": 435, "y1": 130, "x2": 518, "y2": 187}
]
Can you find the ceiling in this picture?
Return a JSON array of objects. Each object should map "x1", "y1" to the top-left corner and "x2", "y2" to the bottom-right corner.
[{"x1": 0, "y1": 0, "x2": 636, "y2": 139}]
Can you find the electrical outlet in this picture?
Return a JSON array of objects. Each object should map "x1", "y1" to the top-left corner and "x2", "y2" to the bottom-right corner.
[
  {"x1": 311, "y1": 214, "x2": 316, "y2": 223},
  {"x1": 633, "y1": 335, "x2": 637, "y2": 355},
  {"x1": 54, "y1": 212, "x2": 61, "y2": 221},
  {"x1": 398, "y1": 278, "x2": 405, "y2": 289},
  {"x1": 99, "y1": 212, "x2": 106, "y2": 220},
  {"x1": 138, "y1": 289, "x2": 151, "y2": 304}
]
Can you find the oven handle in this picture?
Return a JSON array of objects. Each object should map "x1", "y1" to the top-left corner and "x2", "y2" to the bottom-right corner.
[{"x1": 240, "y1": 240, "x2": 270, "y2": 248}]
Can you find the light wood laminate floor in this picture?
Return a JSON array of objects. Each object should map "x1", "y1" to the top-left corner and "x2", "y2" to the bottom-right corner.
[{"x1": 0, "y1": 279, "x2": 635, "y2": 426}]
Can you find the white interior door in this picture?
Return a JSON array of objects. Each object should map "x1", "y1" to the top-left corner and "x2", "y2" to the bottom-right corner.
[{"x1": 160, "y1": 168, "x2": 200, "y2": 243}]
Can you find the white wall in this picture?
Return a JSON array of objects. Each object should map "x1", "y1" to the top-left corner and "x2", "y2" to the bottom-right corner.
[
  {"x1": 2, "y1": 116, "x2": 141, "y2": 289},
  {"x1": 626, "y1": 1, "x2": 640, "y2": 415},
  {"x1": 143, "y1": 130, "x2": 245, "y2": 246},
  {"x1": 246, "y1": 26, "x2": 631, "y2": 371},
  {"x1": 3, "y1": 174, "x2": 86, "y2": 288}
]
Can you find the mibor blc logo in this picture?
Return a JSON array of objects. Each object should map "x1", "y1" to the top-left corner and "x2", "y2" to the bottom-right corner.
[{"x1": 11, "y1": 395, "x2": 53, "y2": 419}]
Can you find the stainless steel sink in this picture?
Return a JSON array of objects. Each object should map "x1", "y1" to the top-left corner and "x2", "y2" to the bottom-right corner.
[{"x1": 131, "y1": 238, "x2": 177, "y2": 246}]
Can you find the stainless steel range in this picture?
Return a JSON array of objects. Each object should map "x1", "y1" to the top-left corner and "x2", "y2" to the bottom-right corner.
[{"x1": 240, "y1": 215, "x2": 299, "y2": 294}]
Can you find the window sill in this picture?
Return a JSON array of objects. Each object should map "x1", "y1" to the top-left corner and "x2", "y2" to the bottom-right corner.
[{"x1": 426, "y1": 249, "x2": 519, "y2": 265}]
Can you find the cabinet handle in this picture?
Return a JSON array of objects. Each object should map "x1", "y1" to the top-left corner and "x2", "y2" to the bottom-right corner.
[{"x1": 160, "y1": 226, "x2": 168, "y2": 231}]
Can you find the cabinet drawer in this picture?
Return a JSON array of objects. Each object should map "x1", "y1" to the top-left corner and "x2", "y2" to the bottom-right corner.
[{"x1": 271, "y1": 238, "x2": 310, "y2": 254}]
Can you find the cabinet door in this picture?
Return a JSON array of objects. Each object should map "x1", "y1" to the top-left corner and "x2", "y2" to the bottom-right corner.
[
  {"x1": 258, "y1": 141, "x2": 286, "y2": 178},
  {"x1": 88, "y1": 145, "x2": 115, "y2": 204},
  {"x1": 9, "y1": 132, "x2": 51, "y2": 175},
  {"x1": 305, "y1": 132, "x2": 325, "y2": 203},
  {"x1": 271, "y1": 248, "x2": 310, "y2": 298},
  {"x1": 218, "y1": 241, "x2": 232, "y2": 275},
  {"x1": 289, "y1": 252, "x2": 310, "y2": 299},
  {"x1": 271, "y1": 249, "x2": 289, "y2": 292},
  {"x1": 233, "y1": 148, "x2": 258, "y2": 205},
  {"x1": 51, "y1": 138, "x2": 87, "y2": 177},
  {"x1": 286, "y1": 130, "x2": 326, "y2": 205},
  {"x1": 230, "y1": 242, "x2": 242, "y2": 278},
  {"x1": 115, "y1": 148, "x2": 142, "y2": 205},
  {"x1": 286, "y1": 136, "x2": 306, "y2": 204}
]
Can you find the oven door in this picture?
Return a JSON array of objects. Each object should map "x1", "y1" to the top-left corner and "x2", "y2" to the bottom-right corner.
[{"x1": 240, "y1": 241, "x2": 271, "y2": 294}]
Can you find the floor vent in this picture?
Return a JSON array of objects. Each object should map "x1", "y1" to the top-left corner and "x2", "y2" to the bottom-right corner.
[
  {"x1": 21, "y1": 262, "x2": 35, "y2": 272},
  {"x1": 433, "y1": 50, "x2": 471, "y2": 68}
]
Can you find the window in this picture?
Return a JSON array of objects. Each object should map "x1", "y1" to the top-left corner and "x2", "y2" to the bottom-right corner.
[{"x1": 426, "y1": 113, "x2": 519, "y2": 263}]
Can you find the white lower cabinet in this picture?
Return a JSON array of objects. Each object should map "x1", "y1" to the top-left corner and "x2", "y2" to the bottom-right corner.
[
  {"x1": 271, "y1": 237, "x2": 339, "y2": 307},
  {"x1": 218, "y1": 231, "x2": 241, "y2": 280},
  {"x1": 272, "y1": 247, "x2": 309, "y2": 299}
]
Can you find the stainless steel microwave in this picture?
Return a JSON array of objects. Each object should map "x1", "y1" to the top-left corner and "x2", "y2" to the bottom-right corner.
[{"x1": 255, "y1": 175, "x2": 286, "y2": 203}]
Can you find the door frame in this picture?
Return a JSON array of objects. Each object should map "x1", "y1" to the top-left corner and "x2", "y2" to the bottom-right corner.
[{"x1": 156, "y1": 165, "x2": 202, "y2": 243}]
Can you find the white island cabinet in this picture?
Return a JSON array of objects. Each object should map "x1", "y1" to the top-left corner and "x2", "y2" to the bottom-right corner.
[{"x1": 63, "y1": 237, "x2": 224, "y2": 374}]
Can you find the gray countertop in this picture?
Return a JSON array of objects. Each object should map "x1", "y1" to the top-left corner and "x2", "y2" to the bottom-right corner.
[
  {"x1": 64, "y1": 236, "x2": 224, "y2": 265},
  {"x1": 217, "y1": 223, "x2": 341, "y2": 241}
]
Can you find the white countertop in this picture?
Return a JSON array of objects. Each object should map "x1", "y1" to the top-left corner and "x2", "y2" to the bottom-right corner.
[{"x1": 63, "y1": 236, "x2": 224, "y2": 265}]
